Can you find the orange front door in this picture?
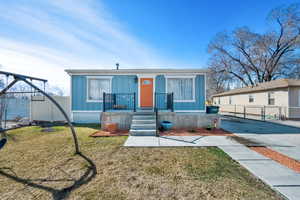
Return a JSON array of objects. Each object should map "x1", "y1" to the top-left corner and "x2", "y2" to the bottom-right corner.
[{"x1": 140, "y1": 78, "x2": 153, "y2": 107}]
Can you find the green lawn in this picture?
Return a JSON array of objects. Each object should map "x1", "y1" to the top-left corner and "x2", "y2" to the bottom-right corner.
[{"x1": 0, "y1": 126, "x2": 282, "y2": 200}]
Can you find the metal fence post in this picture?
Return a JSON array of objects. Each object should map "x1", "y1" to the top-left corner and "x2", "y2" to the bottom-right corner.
[
  {"x1": 113, "y1": 93, "x2": 116, "y2": 107},
  {"x1": 279, "y1": 107, "x2": 282, "y2": 120},
  {"x1": 133, "y1": 92, "x2": 136, "y2": 112},
  {"x1": 261, "y1": 107, "x2": 264, "y2": 120},
  {"x1": 244, "y1": 106, "x2": 246, "y2": 119},
  {"x1": 171, "y1": 92, "x2": 174, "y2": 112},
  {"x1": 234, "y1": 104, "x2": 237, "y2": 117},
  {"x1": 263, "y1": 106, "x2": 266, "y2": 121},
  {"x1": 103, "y1": 92, "x2": 106, "y2": 112}
]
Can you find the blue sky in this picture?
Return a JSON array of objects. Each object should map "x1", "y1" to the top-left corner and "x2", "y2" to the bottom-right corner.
[{"x1": 0, "y1": 0, "x2": 296, "y2": 92}]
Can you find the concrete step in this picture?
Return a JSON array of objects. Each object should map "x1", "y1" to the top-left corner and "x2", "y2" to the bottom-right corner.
[
  {"x1": 134, "y1": 112, "x2": 154, "y2": 115},
  {"x1": 130, "y1": 129, "x2": 156, "y2": 136},
  {"x1": 130, "y1": 111, "x2": 157, "y2": 136},
  {"x1": 131, "y1": 124, "x2": 156, "y2": 130},
  {"x1": 132, "y1": 119, "x2": 156, "y2": 124},
  {"x1": 133, "y1": 115, "x2": 155, "y2": 120}
]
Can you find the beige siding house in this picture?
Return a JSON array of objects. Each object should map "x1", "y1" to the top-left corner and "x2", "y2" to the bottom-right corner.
[{"x1": 212, "y1": 79, "x2": 300, "y2": 119}]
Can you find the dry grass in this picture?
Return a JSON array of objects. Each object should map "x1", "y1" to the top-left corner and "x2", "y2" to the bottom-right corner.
[{"x1": 0, "y1": 125, "x2": 282, "y2": 200}]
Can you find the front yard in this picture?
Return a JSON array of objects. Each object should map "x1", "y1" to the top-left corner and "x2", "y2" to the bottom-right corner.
[{"x1": 0, "y1": 126, "x2": 282, "y2": 199}]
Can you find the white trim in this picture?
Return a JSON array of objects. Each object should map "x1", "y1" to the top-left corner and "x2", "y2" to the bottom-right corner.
[
  {"x1": 65, "y1": 68, "x2": 209, "y2": 75},
  {"x1": 86, "y1": 76, "x2": 113, "y2": 102},
  {"x1": 72, "y1": 110, "x2": 102, "y2": 113},
  {"x1": 70, "y1": 75, "x2": 73, "y2": 122},
  {"x1": 86, "y1": 75, "x2": 113, "y2": 79},
  {"x1": 175, "y1": 110, "x2": 206, "y2": 112},
  {"x1": 165, "y1": 75, "x2": 196, "y2": 78},
  {"x1": 137, "y1": 74, "x2": 157, "y2": 78},
  {"x1": 72, "y1": 110, "x2": 206, "y2": 113},
  {"x1": 138, "y1": 76, "x2": 156, "y2": 107},
  {"x1": 138, "y1": 77, "x2": 140, "y2": 107},
  {"x1": 66, "y1": 72, "x2": 206, "y2": 76},
  {"x1": 165, "y1": 76, "x2": 196, "y2": 102}
]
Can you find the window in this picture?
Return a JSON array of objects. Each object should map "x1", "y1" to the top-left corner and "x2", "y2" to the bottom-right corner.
[
  {"x1": 87, "y1": 77, "x2": 112, "y2": 101},
  {"x1": 249, "y1": 94, "x2": 254, "y2": 103},
  {"x1": 166, "y1": 77, "x2": 195, "y2": 102},
  {"x1": 229, "y1": 96, "x2": 232, "y2": 104},
  {"x1": 143, "y1": 80, "x2": 151, "y2": 85},
  {"x1": 268, "y1": 92, "x2": 275, "y2": 105}
]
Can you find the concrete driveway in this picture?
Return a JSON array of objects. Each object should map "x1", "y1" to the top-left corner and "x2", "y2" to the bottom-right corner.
[
  {"x1": 221, "y1": 116, "x2": 300, "y2": 200},
  {"x1": 221, "y1": 116, "x2": 300, "y2": 161}
]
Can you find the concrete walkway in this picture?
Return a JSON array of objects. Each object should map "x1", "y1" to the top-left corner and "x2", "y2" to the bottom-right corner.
[
  {"x1": 124, "y1": 134, "x2": 300, "y2": 199},
  {"x1": 219, "y1": 145, "x2": 300, "y2": 200},
  {"x1": 124, "y1": 135, "x2": 242, "y2": 147},
  {"x1": 221, "y1": 117, "x2": 300, "y2": 200},
  {"x1": 124, "y1": 117, "x2": 300, "y2": 199},
  {"x1": 221, "y1": 117, "x2": 300, "y2": 161}
]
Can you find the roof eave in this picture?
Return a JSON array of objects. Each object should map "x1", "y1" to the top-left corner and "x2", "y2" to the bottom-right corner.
[
  {"x1": 64, "y1": 68, "x2": 210, "y2": 75},
  {"x1": 212, "y1": 86, "x2": 290, "y2": 97}
]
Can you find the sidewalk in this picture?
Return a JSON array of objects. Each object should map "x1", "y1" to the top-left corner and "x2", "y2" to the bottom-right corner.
[
  {"x1": 124, "y1": 135, "x2": 242, "y2": 147},
  {"x1": 124, "y1": 133, "x2": 300, "y2": 199},
  {"x1": 221, "y1": 117, "x2": 300, "y2": 199},
  {"x1": 220, "y1": 145, "x2": 300, "y2": 200}
]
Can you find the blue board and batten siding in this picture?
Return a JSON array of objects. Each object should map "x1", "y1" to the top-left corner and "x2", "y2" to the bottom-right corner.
[
  {"x1": 71, "y1": 74, "x2": 205, "y2": 123},
  {"x1": 155, "y1": 75, "x2": 205, "y2": 111},
  {"x1": 72, "y1": 75, "x2": 138, "y2": 123}
]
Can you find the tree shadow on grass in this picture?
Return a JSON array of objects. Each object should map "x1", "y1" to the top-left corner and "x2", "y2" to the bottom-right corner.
[{"x1": 0, "y1": 152, "x2": 97, "y2": 200}]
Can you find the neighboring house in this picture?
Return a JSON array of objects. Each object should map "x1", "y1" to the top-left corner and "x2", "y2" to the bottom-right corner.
[
  {"x1": 65, "y1": 68, "x2": 219, "y2": 129},
  {"x1": 212, "y1": 79, "x2": 300, "y2": 119}
]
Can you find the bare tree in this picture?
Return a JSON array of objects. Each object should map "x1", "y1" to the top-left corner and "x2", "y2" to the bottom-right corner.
[
  {"x1": 206, "y1": 59, "x2": 230, "y2": 97},
  {"x1": 208, "y1": 4, "x2": 300, "y2": 87}
]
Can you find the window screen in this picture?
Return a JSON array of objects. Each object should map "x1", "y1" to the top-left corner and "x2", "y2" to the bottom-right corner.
[
  {"x1": 249, "y1": 94, "x2": 254, "y2": 103},
  {"x1": 167, "y1": 78, "x2": 194, "y2": 101},
  {"x1": 268, "y1": 92, "x2": 275, "y2": 105},
  {"x1": 88, "y1": 78, "x2": 111, "y2": 101}
]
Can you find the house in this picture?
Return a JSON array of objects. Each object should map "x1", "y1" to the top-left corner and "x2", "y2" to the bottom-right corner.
[
  {"x1": 65, "y1": 68, "x2": 220, "y2": 131},
  {"x1": 212, "y1": 79, "x2": 300, "y2": 119}
]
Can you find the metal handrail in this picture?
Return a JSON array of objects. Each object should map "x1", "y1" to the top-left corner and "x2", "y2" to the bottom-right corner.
[
  {"x1": 155, "y1": 107, "x2": 159, "y2": 137},
  {"x1": 103, "y1": 92, "x2": 136, "y2": 112},
  {"x1": 155, "y1": 92, "x2": 174, "y2": 111}
]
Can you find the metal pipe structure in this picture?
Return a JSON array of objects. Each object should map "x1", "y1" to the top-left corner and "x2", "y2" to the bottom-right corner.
[
  {"x1": 0, "y1": 71, "x2": 47, "y2": 82},
  {"x1": 0, "y1": 79, "x2": 19, "y2": 96},
  {"x1": 0, "y1": 71, "x2": 80, "y2": 154},
  {"x1": 20, "y1": 78, "x2": 80, "y2": 154}
]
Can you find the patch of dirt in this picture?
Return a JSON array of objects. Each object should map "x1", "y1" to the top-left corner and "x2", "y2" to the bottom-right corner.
[
  {"x1": 90, "y1": 130, "x2": 129, "y2": 137},
  {"x1": 251, "y1": 147, "x2": 300, "y2": 173},
  {"x1": 160, "y1": 128, "x2": 234, "y2": 136},
  {"x1": 41, "y1": 127, "x2": 55, "y2": 132}
]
